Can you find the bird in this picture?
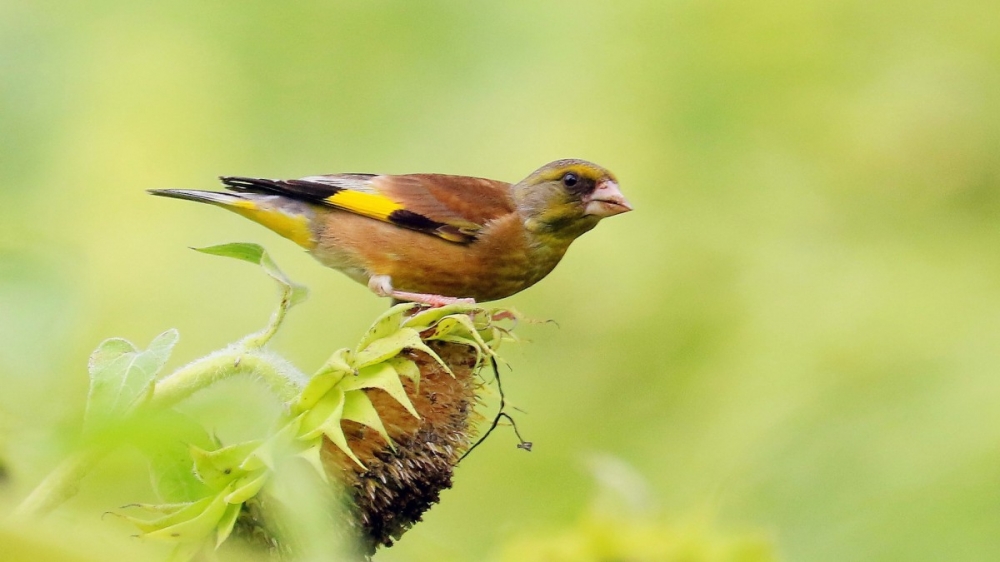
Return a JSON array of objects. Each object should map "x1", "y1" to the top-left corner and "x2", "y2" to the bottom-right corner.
[{"x1": 149, "y1": 159, "x2": 631, "y2": 306}]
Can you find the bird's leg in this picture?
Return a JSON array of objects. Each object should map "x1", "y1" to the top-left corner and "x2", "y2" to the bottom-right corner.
[
  {"x1": 390, "y1": 290, "x2": 476, "y2": 307},
  {"x1": 368, "y1": 275, "x2": 475, "y2": 307}
]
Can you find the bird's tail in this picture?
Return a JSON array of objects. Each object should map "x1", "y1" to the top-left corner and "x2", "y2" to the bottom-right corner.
[{"x1": 148, "y1": 189, "x2": 316, "y2": 249}]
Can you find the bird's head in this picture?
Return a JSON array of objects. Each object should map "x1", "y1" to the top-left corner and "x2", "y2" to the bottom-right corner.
[{"x1": 513, "y1": 159, "x2": 632, "y2": 240}]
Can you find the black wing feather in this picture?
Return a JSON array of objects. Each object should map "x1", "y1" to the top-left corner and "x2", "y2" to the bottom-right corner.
[{"x1": 219, "y1": 175, "x2": 376, "y2": 201}]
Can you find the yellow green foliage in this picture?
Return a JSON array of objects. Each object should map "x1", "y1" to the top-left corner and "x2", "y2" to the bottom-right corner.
[
  {"x1": 500, "y1": 513, "x2": 775, "y2": 562},
  {"x1": 87, "y1": 245, "x2": 518, "y2": 557}
]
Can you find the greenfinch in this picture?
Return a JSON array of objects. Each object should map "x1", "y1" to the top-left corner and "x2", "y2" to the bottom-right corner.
[{"x1": 150, "y1": 159, "x2": 631, "y2": 305}]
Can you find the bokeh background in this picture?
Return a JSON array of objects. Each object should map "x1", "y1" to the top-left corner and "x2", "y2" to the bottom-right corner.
[{"x1": 3, "y1": 1, "x2": 1000, "y2": 560}]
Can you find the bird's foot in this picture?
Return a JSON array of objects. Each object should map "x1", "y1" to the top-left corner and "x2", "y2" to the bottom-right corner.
[
  {"x1": 369, "y1": 275, "x2": 475, "y2": 308},
  {"x1": 390, "y1": 291, "x2": 475, "y2": 307}
]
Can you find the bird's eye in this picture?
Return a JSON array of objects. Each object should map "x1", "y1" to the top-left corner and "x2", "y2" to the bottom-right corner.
[{"x1": 562, "y1": 173, "x2": 578, "y2": 187}]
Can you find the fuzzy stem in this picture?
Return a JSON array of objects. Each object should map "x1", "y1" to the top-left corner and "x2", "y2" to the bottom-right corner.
[
  {"x1": 150, "y1": 349, "x2": 305, "y2": 409},
  {"x1": 238, "y1": 287, "x2": 293, "y2": 350},
  {"x1": 11, "y1": 448, "x2": 102, "y2": 518}
]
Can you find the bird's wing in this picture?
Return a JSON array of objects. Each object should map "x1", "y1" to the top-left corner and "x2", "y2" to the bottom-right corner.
[{"x1": 220, "y1": 173, "x2": 515, "y2": 243}]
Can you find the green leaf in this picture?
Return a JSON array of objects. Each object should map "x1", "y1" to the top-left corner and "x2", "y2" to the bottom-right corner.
[
  {"x1": 477, "y1": 326, "x2": 506, "y2": 348},
  {"x1": 191, "y1": 441, "x2": 261, "y2": 490},
  {"x1": 354, "y1": 327, "x2": 423, "y2": 368},
  {"x1": 298, "y1": 389, "x2": 346, "y2": 440},
  {"x1": 194, "y1": 243, "x2": 308, "y2": 306},
  {"x1": 166, "y1": 542, "x2": 206, "y2": 562},
  {"x1": 426, "y1": 314, "x2": 501, "y2": 368},
  {"x1": 86, "y1": 329, "x2": 178, "y2": 425},
  {"x1": 215, "y1": 502, "x2": 242, "y2": 548},
  {"x1": 241, "y1": 417, "x2": 304, "y2": 472},
  {"x1": 119, "y1": 496, "x2": 216, "y2": 535},
  {"x1": 339, "y1": 362, "x2": 418, "y2": 420},
  {"x1": 296, "y1": 440, "x2": 329, "y2": 482},
  {"x1": 315, "y1": 348, "x2": 354, "y2": 377},
  {"x1": 296, "y1": 349, "x2": 353, "y2": 412},
  {"x1": 142, "y1": 492, "x2": 230, "y2": 542},
  {"x1": 404, "y1": 338, "x2": 453, "y2": 376},
  {"x1": 342, "y1": 390, "x2": 392, "y2": 449},
  {"x1": 297, "y1": 389, "x2": 364, "y2": 468},
  {"x1": 324, "y1": 420, "x2": 364, "y2": 470},
  {"x1": 223, "y1": 470, "x2": 268, "y2": 504},
  {"x1": 402, "y1": 302, "x2": 480, "y2": 330},
  {"x1": 430, "y1": 335, "x2": 484, "y2": 367},
  {"x1": 356, "y1": 302, "x2": 419, "y2": 352},
  {"x1": 118, "y1": 502, "x2": 193, "y2": 518},
  {"x1": 387, "y1": 356, "x2": 421, "y2": 392},
  {"x1": 142, "y1": 411, "x2": 217, "y2": 503},
  {"x1": 441, "y1": 314, "x2": 500, "y2": 357}
]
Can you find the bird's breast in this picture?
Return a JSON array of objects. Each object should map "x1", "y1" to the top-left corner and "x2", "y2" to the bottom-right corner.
[{"x1": 312, "y1": 210, "x2": 571, "y2": 301}]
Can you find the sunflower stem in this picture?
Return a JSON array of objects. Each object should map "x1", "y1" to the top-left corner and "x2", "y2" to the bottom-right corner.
[
  {"x1": 11, "y1": 448, "x2": 103, "y2": 518},
  {"x1": 150, "y1": 349, "x2": 305, "y2": 409},
  {"x1": 239, "y1": 285, "x2": 294, "y2": 350}
]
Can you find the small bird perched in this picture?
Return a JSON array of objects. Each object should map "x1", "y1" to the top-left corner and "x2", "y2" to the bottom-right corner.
[{"x1": 150, "y1": 159, "x2": 631, "y2": 305}]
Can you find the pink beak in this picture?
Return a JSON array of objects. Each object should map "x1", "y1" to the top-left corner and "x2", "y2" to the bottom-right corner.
[{"x1": 584, "y1": 180, "x2": 633, "y2": 218}]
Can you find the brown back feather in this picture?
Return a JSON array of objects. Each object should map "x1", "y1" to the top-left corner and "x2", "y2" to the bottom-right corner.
[{"x1": 371, "y1": 174, "x2": 516, "y2": 229}]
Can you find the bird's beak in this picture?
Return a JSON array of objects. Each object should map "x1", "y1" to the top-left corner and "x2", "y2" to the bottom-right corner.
[{"x1": 584, "y1": 180, "x2": 633, "y2": 218}]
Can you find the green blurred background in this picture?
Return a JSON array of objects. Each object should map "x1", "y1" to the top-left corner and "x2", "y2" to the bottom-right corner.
[{"x1": 2, "y1": 0, "x2": 1000, "y2": 560}]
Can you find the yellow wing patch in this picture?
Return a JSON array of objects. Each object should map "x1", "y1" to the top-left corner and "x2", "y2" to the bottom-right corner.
[
  {"x1": 324, "y1": 190, "x2": 404, "y2": 222},
  {"x1": 325, "y1": 189, "x2": 480, "y2": 243}
]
